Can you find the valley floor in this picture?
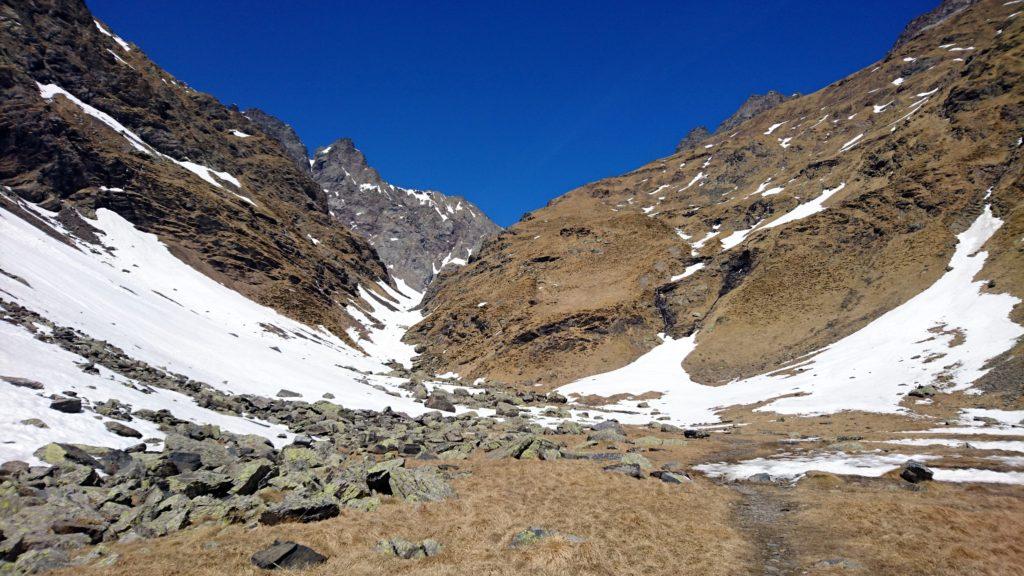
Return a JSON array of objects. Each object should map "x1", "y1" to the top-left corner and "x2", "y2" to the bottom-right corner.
[{"x1": 50, "y1": 400, "x2": 1024, "y2": 576}]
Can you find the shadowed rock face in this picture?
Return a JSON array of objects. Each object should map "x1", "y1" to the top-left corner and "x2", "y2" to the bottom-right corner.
[
  {"x1": 0, "y1": 0, "x2": 392, "y2": 341},
  {"x1": 410, "y1": 0, "x2": 1024, "y2": 389},
  {"x1": 243, "y1": 108, "x2": 310, "y2": 173},
  {"x1": 310, "y1": 138, "x2": 501, "y2": 290}
]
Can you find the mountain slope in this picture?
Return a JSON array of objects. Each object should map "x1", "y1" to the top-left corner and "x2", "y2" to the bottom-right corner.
[
  {"x1": 410, "y1": 0, "x2": 1024, "y2": 390},
  {"x1": 0, "y1": 0, "x2": 442, "y2": 461},
  {"x1": 0, "y1": 0, "x2": 401, "y2": 343},
  {"x1": 310, "y1": 138, "x2": 501, "y2": 290}
]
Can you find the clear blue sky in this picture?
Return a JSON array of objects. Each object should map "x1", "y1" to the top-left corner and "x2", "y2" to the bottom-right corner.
[{"x1": 87, "y1": 0, "x2": 935, "y2": 226}]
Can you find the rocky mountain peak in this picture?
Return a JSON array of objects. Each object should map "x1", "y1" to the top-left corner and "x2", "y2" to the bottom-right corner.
[
  {"x1": 716, "y1": 90, "x2": 798, "y2": 134},
  {"x1": 675, "y1": 126, "x2": 712, "y2": 153},
  {"x1": 306, "y1": 137, "x2": 500, "y2": 290},
  {"x1": 311, "y1": 137, "x2": 381, "y2": 184}
]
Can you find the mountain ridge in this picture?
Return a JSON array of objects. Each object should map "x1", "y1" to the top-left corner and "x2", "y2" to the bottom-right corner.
[{"x1": 409, "y1": 0, "x2": 1023, "y2": 390}]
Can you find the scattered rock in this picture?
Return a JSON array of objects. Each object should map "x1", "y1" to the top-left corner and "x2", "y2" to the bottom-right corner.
[
  {"x1": 259, "y1": 497, "x2": 340, "y2": 525},
  {"x1": 603, "y1": 462, "x2": 643, "y2": 479},
  {"x1": 2, "y1": 376, "x2": 45, "y2": 390},
  {"x1": 252, "y1": 540, "x2": 327, "y2": 570},
  {"x1": 907, "y1": 385, "x2": 937, "y2": 398},
  {"x1": 510, "y1": 527, "x2": 585, "y2": 548},
  {"x1": 683, "y1": 429, "x2": 710, "y2": 439},
  {"x1": 650, "y1": 470, "x2": 691, "y2": 484},
  {"x1": 49, "y1": 397, "x2": 82, "y2": 414},
  {"x1": 104, "y1": 421, "x2": 143, "y2": 438},
  {"x1": 275, "y1": 389, "x2": 301, "y2": 398},
  {"x1": 424, "y1": 391, "x2": 456, "y2": 413},
  {"x1": 33, "y1": 443, "x2": 98, "y2": 468},
  {"x1": 19, "y1": 418, "x2": 48, "y2": 429},
  {"x1": 900, "y1": 460, "x2": 934, "y2": 483},
  {"x1": 374, "y1": 537, "x2": 442, "y2": 560}
]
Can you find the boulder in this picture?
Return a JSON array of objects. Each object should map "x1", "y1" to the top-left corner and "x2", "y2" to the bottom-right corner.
[
  {"x1": 33, "y1": 443, "x2": 98, "y2": 468},
  {"x1": 495, "y1": 402, "x2": 520, "y2": 417},
  {"x1": 2, "y1": 376, "x2": 44, "y2": 390},
  {"x1": 49, "y1": 397, "x2": 82, "y2": 413},
  {"x1": 230, "y1": 459, "x2": 277, "y2": 495},
  {"x1": 424, "y1": 391, "x2": 456, "y2": 413},
  {"x1": 259, "y1": 497, "x2": 339, "y2": 525},
  {"x1": 620, "y1": 453, "x2": 653, "y2": 470},
  {"x1": 11, "y1": 547, "x2": 70, "y2": 574},
  {"x1": 166, "y1": 451, "x2": 203, "y2": 474},
  {"x1": 388, "y1": 467, "x2": 456, "y2": 502},
  {"x1": 602, "y1": 463, "x2": 643, "y2": 479},
  {"x1": 900, "y1": 460, "x2": 934, "y2": 483},
  {"x1": 650, "y1": 470, "x2": 691, "y2": 484},
  {"x1": 374, "y1": 537, "x2": 442, "y2": 560},
  {"x1": 252, "y1": 540, "x2": 326, "y2": 570},
  {"x1": 104, "y1": 421, "x2": 142, "y2": 438},
  {"x1": 167, "y1": 471, "x2": 234, "y2": 498},
  {"x1": 510, "y1": 527, "x2": 585, "y2": 548},
  {"x1": 683, "y1": 429, "x2": 710, "y2": 439},
  {"x1": 276, "y1": 389, "x2": 302, "y2": 398}
]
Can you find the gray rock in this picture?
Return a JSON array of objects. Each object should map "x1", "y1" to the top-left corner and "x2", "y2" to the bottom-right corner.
[
  {"x1": 424, "y1": 391, "x2": 456, "y2": 413},
  {"x1": 276, "y1": 389, "x2": 301, "y2": 398},
  {"x1": 374, "y1": 537, "x2": 442, "y2": 560},
  {"x1": 251, "y1": 540, "x2": 327, "y2": 570},
  {"x1": 167, "y1": 471, "x2": 234, "y2": 498},
  {"x1": 104, "y1": 421, "x2": 142, "y2": 438},
  {"x1": 603, "y1": 463, "x2": 644, "y2": 479},
  {"x1": 900, "y1": 460, "x2": 934, "y2": 483},
  {"x1": 49, "y1": 397, "x2": 82, "y2": 413},
  {"x1": 387, "y1": 467, "x2": 456, "y2": 502},
  {"x1": 309, "y1": 137, "x2": 500, "y2": 290},
  {"x1": 510, "y1": 527, "x2": 585, "y2": 548},
  {"x1": 33, "y1": 443, "x2": 98, "y2": 468},
  {"x1": 2, "y1": 376, "x2": 44, "y2": 390},
  {"x1": 259, "y1": 497, "x2": 339, "y2": 525},
  {"x1": 650, "y1": 470, "x2": 691, "y2": 484},
  {"x1": 230, "y1": 459, "x2": 276, "y2": 495},
  {"x1": 12, "y1": 547, "x2": 70, "y2": 574}
]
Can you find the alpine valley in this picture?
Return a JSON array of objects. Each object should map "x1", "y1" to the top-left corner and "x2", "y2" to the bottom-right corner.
[{"x1": 0, "y1": 0, "x2": 1022, "y2": 575}]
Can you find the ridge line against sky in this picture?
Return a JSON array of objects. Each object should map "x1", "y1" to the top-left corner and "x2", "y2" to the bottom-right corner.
[{"x1": 86, "y1": 0, "x2": 936, "y2": 226}]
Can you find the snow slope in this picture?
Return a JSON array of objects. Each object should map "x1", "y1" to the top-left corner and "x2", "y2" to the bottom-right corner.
[
  {"x1": 0, "y1": 197, "x2": 437, "y2": 455},
  {"x1": 558, "y1": 202, "x2": 1022, "y2": 426}
]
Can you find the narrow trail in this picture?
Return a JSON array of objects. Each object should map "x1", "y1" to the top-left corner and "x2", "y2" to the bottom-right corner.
[{"x1": 730, "y1": 484, "x2": 801, "y2": 576}]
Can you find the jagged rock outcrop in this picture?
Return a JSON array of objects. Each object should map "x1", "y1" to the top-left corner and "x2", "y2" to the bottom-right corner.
[
  {"x1": 675, "y1": 126, "x2": 712, "y2": 153},
  {"x1": 310, "y1": 138, "x2": 500, "y2": 290},
  {"x1": 717, "y1": 90, "x2": 798, "y2": 134},
  {"x1": 410, "y1": 0, "x2": 1024, "y2": 388},
  {"x1": 243, "y1": 108, "x2": 310, "y2": 173},
  {"x1": 0, "y1": 0, "x2": 395, "y2": 341},
  {"x1": 894, "y1": 0, "x2": 979, "y2": 47}
]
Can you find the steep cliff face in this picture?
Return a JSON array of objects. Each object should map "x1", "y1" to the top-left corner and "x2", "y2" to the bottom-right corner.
[
  {"x1": 0, "y1": 0, "x2": 395, "y2": 341},
  {"x1": 310, "y1": 138, "x2": 501, "y2": 290},
  {"x1": 243, "y1": 107, "x2": 310, "y2": 173},
  {"x1": 410, "y1": 0, "x2": 1024, "y2": 389}
]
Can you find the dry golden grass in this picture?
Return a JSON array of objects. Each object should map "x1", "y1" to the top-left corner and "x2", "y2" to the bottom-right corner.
[
  {"x1": 59, "y1": 458, "x2": 752, "y2": 576},
  {"x1": 790, "y1": 479, "x2": 1024, "y2": 576}
]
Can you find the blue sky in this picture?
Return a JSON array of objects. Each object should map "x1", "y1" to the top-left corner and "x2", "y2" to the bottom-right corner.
[{"x1": 88, "y1": 0, "x2": 935, "y2": 226}]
